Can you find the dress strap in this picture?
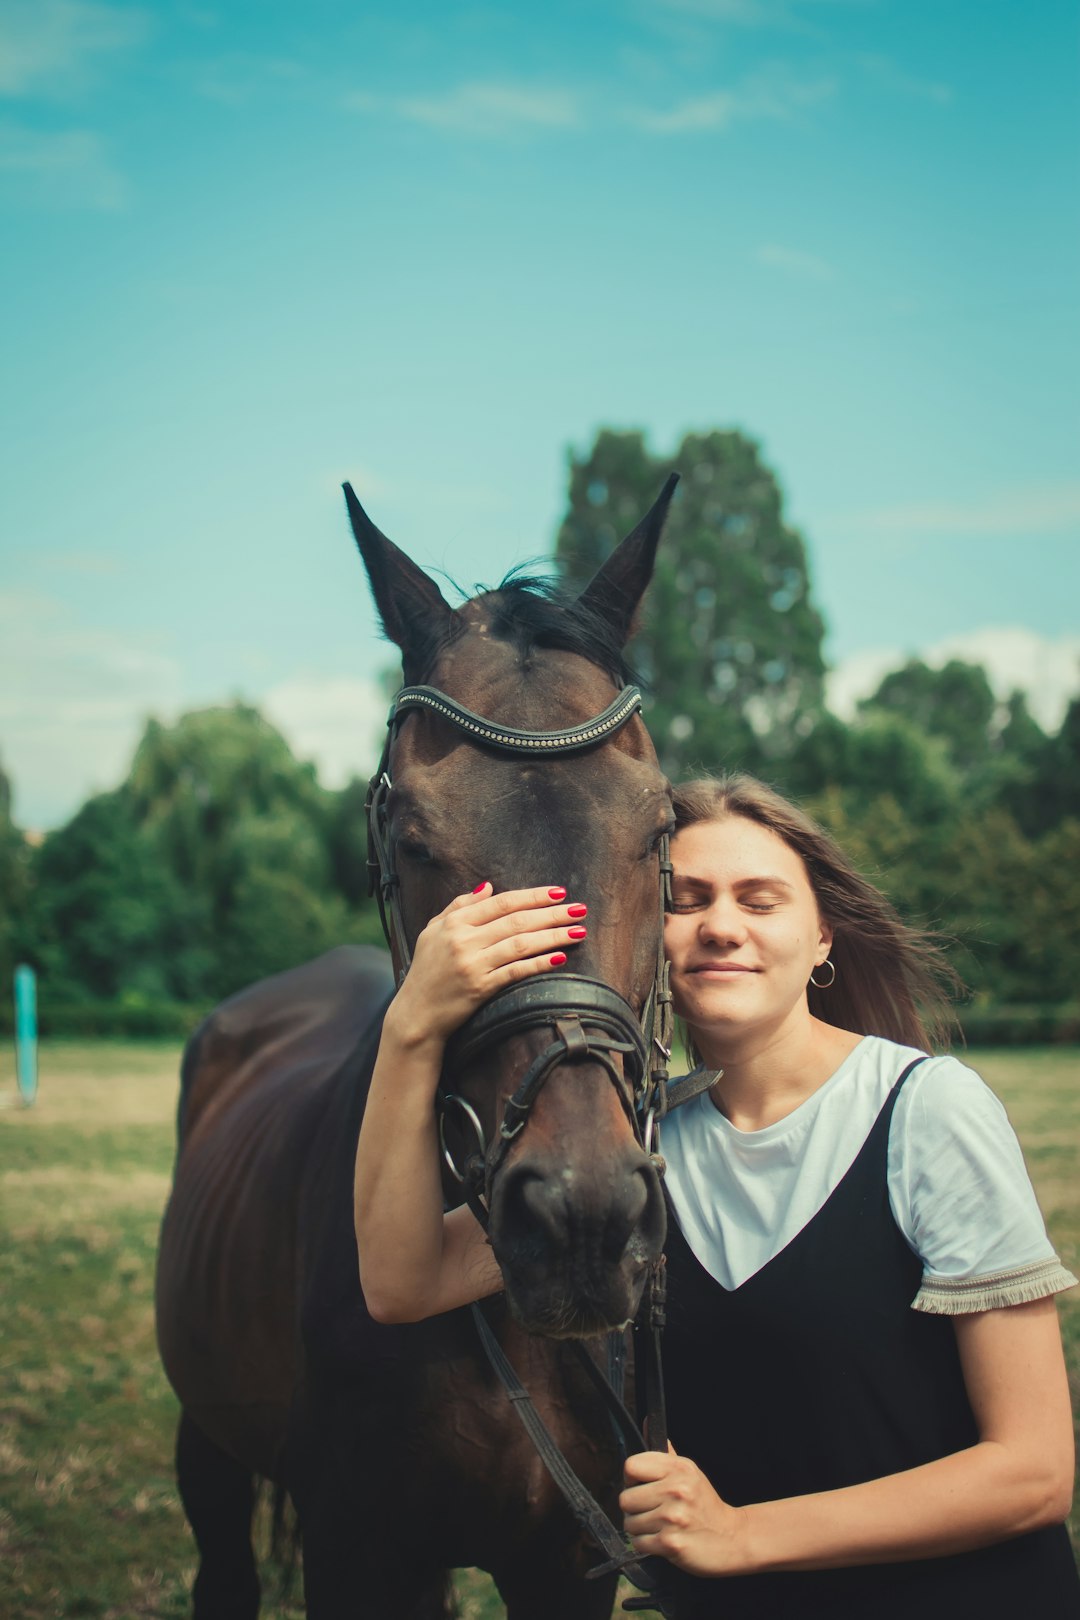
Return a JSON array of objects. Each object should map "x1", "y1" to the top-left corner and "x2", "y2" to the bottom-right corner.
[{"x1": 881, "y1": 1053, "x2": 931, "y2": 1119}]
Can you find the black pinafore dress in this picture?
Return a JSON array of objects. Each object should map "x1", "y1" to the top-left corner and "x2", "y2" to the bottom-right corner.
[{"x1": 660, "y1": 1059, "x2": 1080, "y2": 1618}]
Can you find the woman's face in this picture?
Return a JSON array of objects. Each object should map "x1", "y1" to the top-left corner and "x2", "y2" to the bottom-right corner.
[{"x1": 665, "y1": 815, "x2": 832, "y2": 1053}]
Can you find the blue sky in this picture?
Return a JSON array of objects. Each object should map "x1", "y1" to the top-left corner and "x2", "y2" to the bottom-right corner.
[{"x1": 2, "y1": 0, "x2": 1078, "y2": 827}]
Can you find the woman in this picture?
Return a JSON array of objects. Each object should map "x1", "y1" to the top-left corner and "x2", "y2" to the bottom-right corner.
[{"x1": 354, "y1": 774, "x2": 1079, "y2": 1615}]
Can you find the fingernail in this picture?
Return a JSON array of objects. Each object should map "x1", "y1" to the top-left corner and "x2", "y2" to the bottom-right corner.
[
  {"x1": 549, "y1": 952, "x2": 567, "y2": 966},
  {"x1": 567, "y1": 903, "x2": 588, "y2": 918},
  {"x1": 567, "y1": 926, "x2": 587, "y2": 939},
  {"x1": 472, "y1": 881, "x2": 488, "y2": 893},
  {"x1": 548, "y1": 887, "x2": 566, "y2": 901}
]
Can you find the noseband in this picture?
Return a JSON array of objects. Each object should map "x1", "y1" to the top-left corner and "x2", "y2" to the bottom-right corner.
[{"x1": 365, "y1": 680, "x2": 688, "y2": 1217}]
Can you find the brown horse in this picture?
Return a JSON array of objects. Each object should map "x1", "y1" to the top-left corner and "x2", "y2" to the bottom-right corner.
[{"x1": 155, "y1": 478, "x2": 677, "y2": 1618}]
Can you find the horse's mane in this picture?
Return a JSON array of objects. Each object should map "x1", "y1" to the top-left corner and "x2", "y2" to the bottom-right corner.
[{"x1": 441, "y1": 567, "x2": 638, "y2": 687}]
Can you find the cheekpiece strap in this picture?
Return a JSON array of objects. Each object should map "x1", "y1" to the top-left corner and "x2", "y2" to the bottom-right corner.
[
  {"x1": 663, "y1": 1064, "x2": 720, "y2": 1111},
  {"x1": 389, "y1": 684, "x2": 643, "y2": 755}
]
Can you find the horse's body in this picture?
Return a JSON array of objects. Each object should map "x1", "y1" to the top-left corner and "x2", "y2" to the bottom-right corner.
[{"x1": 156, "y1": 482, "x2": 677, "y2": 1618}]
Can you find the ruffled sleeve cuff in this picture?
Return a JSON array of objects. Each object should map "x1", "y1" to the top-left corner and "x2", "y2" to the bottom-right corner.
[{"x1": 912, "y1": 1255, "x2": 1078, "y2": 1316}]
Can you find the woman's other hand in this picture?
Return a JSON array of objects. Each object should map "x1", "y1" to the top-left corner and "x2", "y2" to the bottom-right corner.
[{"x1": 621, "y1": 1445, "x2": 751, "y2": 1577}]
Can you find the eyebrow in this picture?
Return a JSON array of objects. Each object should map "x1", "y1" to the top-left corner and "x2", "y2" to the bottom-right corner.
[{"x1": 670, "y1": 873, "x2": 797, "y2": 892}]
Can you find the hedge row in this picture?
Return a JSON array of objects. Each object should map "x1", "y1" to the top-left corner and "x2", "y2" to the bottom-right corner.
[
  {"x1": 0, "y1": 998, "x2": 210, "y2": 1040},
  {"x1": 3, "y1": 999, "x2": 1079, "y2": 1047},
  {"x1": 954, "y1": 1004, "x2": 1080, "y2": 1048}
]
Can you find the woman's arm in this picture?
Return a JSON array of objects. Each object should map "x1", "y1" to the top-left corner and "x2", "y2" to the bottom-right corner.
[
  {"x1": 621, "y1": 1296, "x2": 1075, "y2": 1576},
  {"x1": 354, "y1": 881, "x2": 585, "y2": 1323}
]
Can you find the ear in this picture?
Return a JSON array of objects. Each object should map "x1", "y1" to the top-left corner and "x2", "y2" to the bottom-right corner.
[
  {"x1": 575, "y1": 473, "x2": 678, "y2": 647},
  {"x1": 343, "y1": 482, "x2": 458, "y2": 682}
]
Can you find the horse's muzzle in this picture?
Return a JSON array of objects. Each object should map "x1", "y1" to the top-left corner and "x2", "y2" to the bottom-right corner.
[{"x1": 489, "y1": 1133, "x2": 666, "y2": 1338}]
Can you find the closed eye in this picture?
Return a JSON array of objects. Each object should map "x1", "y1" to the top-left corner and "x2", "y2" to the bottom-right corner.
[{"x1": 668, "y1": 887, "x2": 707, "y2": 912}]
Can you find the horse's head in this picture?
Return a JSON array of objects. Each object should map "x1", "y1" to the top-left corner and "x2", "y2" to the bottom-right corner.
[{"x1": 346, "y1": 479, "x2": 677, "y2": 1338}]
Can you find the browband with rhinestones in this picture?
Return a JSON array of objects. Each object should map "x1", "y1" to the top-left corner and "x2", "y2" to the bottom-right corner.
[{"x1": 387, "y1": 684, "x2": 643, "y2": 755}]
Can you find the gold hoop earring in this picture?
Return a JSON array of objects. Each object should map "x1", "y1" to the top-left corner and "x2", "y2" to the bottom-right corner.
[{"x1": 810, "y1": 959, "x2": 836, "y2": 989}]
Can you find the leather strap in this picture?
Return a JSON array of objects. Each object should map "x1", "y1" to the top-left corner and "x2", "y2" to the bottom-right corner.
[
  {"x1": 390, "y1": 684, "x2": 643, "y2": 755},
  {"x1": 470, "y1": 1303, "x2": 675, "y2": 1615}
]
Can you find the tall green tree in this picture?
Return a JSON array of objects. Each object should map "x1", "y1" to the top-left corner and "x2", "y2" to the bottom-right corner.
[
  {"x1": 1012, "y1": 696, "x2": 1080, "y2": 838},
  {"x1": 124, "y1": 705, "x2": 360, "y2": 998},
  {"x1": 555, "y1": 429, "x2": 827, "y2": 777},
  {"x1": 858, "y1": 658, "x2": 997, "y2": 773},
  {"x1": 28, "y1": 788, "x2": 210, "y2": 1003},
  {"x1": 27, "y1": 705, "x2": 385, "y2": 1010}
]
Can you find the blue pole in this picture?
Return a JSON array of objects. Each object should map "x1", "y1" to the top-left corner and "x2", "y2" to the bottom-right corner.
[{"x1": 14, "y1": 964, "x2": 37, "y2": 1107}]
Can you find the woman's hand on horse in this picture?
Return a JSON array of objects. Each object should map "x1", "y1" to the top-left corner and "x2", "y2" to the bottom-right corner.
[
  {"x1": 621, "y1": 1445, "x2": 752, "y2": 1577},
  {"x1": 387, "y1": 884, "x2": 587, "y2": 1050}
]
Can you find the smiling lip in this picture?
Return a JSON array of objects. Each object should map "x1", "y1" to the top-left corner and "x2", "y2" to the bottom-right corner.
[{"x1": 689, "y1": 962, "x2": 757, "y2": 974}]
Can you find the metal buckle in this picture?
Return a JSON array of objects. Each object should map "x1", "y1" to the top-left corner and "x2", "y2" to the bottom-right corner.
[{"x1": 439, "y1": 1093, "x2": 487, "y2": 1183}]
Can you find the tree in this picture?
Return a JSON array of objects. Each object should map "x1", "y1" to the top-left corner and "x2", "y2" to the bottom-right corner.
[
  {"x1": 124, "y1": 705, "x2": 362, "y2": 998},
  {"x1": 28, "y1": 788, "x2": 210, "y2": 1003},
  {"x1": 28, "y1": 705, "x2": 385, "y2": 1010},
  {"x1": 555, "y1": 429, "x2": 827, "y2": 777},
  {"x1": 1011, "y1": 696, "x2": 1080, "y2": 838},
  {"x1": 858, "y1": 658, "x2": 996, "y2": 774}
]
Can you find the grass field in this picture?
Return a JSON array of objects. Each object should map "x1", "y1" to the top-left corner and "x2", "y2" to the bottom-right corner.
[{"x1": 1, "y1": 1041, "x2": 1077, "y2": 1618}]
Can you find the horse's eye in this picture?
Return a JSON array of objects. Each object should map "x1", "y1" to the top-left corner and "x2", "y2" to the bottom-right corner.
[
  {"x1": 398, "y1": 837, "x2": 436, "y2": 865},
  {"x1": 643, "y1": 821, "x2": 675, "y2": 859}
]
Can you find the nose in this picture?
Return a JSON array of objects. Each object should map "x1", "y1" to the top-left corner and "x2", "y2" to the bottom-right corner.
[{"x1": 698, "y1": 896, "x2": 748, "y2": 947}]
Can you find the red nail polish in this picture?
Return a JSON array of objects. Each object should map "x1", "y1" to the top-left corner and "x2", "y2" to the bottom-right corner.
[
  {"x1": 472, "y1": 881, "x2": 488, "y2": 893},
  {"x1": 567, "y1": 903, "x2": 588, "y2": 918},
  {"x1": 568, "y1": 926, "x2": 587, "y2": 939},
  {"x1": 549, "y1": 952, "x2": 567, "y2": 966},
  {"x1": 548, "y1": 887, "x2": 566, "y2": 901}
]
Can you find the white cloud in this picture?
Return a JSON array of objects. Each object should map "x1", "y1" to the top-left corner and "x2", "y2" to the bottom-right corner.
[
  {"x1": 0, "y1": 122, "x2": 128, "y2": 208},
  {"x1": 260, "y1": 674, "x2": 388, "y2": 790},
  {"x1": 828, "y1": 483, "x2": 1080, "y2": 540},
  {"x1": 827, "y1": 627, "x2": 1080, "y2": 731},
  {"x1": 646, "y1": 0, "x2": 877, "y2": 29},
  {"x1": 189, "y1": 53, "x2": 310, "y2": 108},
  {"x1": 346, "y1": 66, "x2": 834, "y2": 142},
  {"x1": 651, "y1": 0, "x2": 777, "y2": 19},
  {"x1": 757, "y1": 242, "x2": 834, "y2": 281},
  {"x1": 0, "y1": 590, "x2": 183, "y2": 829},
  {"x1": 630, "y1": 69, "x2": 835, "y2": 132},
  {"x1": 0, "y1": 590, "x2": 390, "y2": 829},
  {"x1": 348, "y1": 81, "x2": 582, "y2": 138},
  {"x1": 0, "y1": 0, "x2": 148, "y2": 96},
  {"x1": 39, "y1": 550, "x2": 120, "y2": 575},
  {"x1": 855, "y1": 53, "x2": 952, "y2": 106}
]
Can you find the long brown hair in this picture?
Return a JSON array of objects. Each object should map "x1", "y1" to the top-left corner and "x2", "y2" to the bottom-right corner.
[{"x1": 671, "y1": 774, "x2": 960, "y2": 1053}]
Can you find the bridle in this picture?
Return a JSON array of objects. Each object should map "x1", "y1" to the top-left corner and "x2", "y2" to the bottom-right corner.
[
  {"x1": 365, "y1": 680, "x2": 694, "y2": 1210},
  {"x1": 364, "y1": 677, "x2": 715, "y2": 1617}
]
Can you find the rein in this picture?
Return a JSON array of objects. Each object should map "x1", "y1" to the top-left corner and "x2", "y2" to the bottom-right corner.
[{"x1": 364, "y1": 679, "x2": 715, "y2": 1615}]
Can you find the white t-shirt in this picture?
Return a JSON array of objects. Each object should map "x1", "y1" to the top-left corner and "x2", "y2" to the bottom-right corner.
[{"x1": 660, "y1": 1036, "x2": 1076, "y2": 1314}]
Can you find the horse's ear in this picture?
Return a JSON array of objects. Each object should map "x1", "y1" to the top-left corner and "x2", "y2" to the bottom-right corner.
[
  {"x1": 574, "y1": 473, "x2": 679, "y2": 647},
  {"x1": 343, "y1": 482, "x2": 458, "y2": 681}
]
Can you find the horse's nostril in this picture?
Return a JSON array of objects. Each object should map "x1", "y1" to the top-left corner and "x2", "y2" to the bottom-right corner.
[
  {"x1": 602, "y1": 1168, "x2": 648, "y2": 1260},
  {"x1": 638, "y1": 1159, "x2": 667, "y2": 1253},
  {"x1": 517, "y1": 1172, "x2": 570, "y2": 1247},
  {"x1": 497, "y1": 1155, "x2": 664, "y2": 1267}
]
